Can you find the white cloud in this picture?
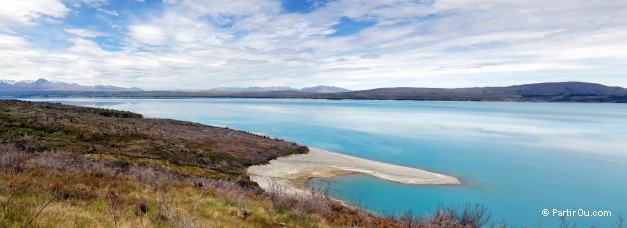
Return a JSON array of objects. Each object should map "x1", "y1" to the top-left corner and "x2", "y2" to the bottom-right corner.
[
  {"x1": 65, "y1": 28, "x2": 107, "y2": 38},
  {"x1": 98, "y1": 8, "x2": 119, "y2": 17},
  {"x1": 128, "y1": 24, "x2": 166, "y2": 46},
  {"x1": 0, "y1": 0, "x2": 69, "y2": 28},
  {"x1": 1, "y1": 0, "x2": 627, "y2": 89},
  {"x1": 0, "y1": 34, "x2": 30, "y2": 49},
  {"x1": 167, "y1": 0, "x2": 281, "y2": 17},
  {"x1": 67, "y1": 0, "x2": 108, "y2": 8}
]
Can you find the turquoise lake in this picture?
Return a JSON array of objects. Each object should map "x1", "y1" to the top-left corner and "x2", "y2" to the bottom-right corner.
[{"x1": 28, "y1": 98, "x2": 627, "y2": 227}]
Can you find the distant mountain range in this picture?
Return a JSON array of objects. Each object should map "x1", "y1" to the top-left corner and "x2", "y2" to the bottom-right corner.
[
  {"x1": 202, "y1": 81, "x2": 627, "y2": 102},
  {"x1": 211, "y1": 85, "x2": 351, "y2": 93},
  {"x1": 0, "y1": 79, "x2": 143, "y2": 92},
  {"x1": 0, "y1": 79, "x2": 349, "y2": 94},
  {"x1": 335, "y1": 82, "x2": 627, "y2": 102},
  {"x1": 300, "y1": 85, "x2": 352, "y2": 93},
  {"x1": 1, "y1": 81, "x2": 626, "y2": 103}
]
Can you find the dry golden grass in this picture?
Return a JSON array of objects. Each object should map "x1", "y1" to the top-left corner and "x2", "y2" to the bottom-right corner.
[{"x1": 0, "y1": 166, "x2": 333, "y2": 228}]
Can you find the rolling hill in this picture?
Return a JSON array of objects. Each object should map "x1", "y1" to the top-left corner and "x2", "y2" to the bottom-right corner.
[{"x1": 2, "y1": 81, "x2": 626, "y2": 102}]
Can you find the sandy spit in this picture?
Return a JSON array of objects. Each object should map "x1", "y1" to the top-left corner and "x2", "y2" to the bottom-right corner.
[{"x1": 247, "y1": 147, "x2": 460, "y2": 194}]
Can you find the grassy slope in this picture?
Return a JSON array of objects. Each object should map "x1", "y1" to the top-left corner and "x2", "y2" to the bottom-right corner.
[
  {"x1": 0, "y1": 100, "x2": 307, "y2": 180},
  {"x1": 0, "y1": 100, "x2": 398, "y2": 227},
  {"x1": 0, "y1": 100, "x2": 497, "y2": 228},
  {"x1": 1, "y1": 165, "x2": 325, "y2": 227}
]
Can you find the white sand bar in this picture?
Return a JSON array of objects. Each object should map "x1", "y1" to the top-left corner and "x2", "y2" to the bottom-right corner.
[{"x1": 248, "y1": 147, "x2": 460, "y2": 194}]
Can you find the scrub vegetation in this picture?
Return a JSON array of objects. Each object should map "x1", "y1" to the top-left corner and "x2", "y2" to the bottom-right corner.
[{"x1": 0, "y1": 100, "x2": 497, "y2": 227}]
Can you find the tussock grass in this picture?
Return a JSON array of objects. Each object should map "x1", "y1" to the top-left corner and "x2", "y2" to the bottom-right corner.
[{"x1": 0, "y1": 159, "x2": 330, "y2": 227}]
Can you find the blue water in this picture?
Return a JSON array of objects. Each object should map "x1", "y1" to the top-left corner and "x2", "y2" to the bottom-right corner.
[{"x1": 27, "y1": 98, "x2": 627, "y2": 227}]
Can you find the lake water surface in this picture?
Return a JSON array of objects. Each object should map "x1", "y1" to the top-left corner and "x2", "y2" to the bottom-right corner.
[{"x1": 28, "y1": 98, "x2": 627, "y2": 227}]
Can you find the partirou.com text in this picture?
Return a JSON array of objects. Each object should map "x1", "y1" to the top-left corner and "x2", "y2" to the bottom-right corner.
[{"x1": 542, "y1": 208, "x2": 612, "y2": 217}]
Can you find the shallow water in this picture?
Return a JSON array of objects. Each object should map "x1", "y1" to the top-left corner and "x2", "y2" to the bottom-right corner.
[{"x1": 28, "y1": 98, "x2": 627, "y2": 226}]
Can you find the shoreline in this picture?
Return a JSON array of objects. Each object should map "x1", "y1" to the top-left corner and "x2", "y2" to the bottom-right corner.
[
  {"x1": 21, "y1": 97, "x2": 626, "y2": 104},
  {"x1": 247, "y1": 147, "x2": 461, "y2": 195}
]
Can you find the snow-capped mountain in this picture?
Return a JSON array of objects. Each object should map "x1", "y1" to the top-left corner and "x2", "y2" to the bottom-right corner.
[{"x1": 0, "y1": 79, "x2": 143, "y2": 92}]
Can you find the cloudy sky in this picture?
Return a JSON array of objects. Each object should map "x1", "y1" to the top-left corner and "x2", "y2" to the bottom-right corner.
[{"x1": 1, "y1": 0, "x2": 626, "y2": 90}]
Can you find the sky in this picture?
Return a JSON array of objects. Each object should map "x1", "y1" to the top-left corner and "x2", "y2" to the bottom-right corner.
[{"x1": 0, "y1": 0, "x2": 626, "y2": 90}]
